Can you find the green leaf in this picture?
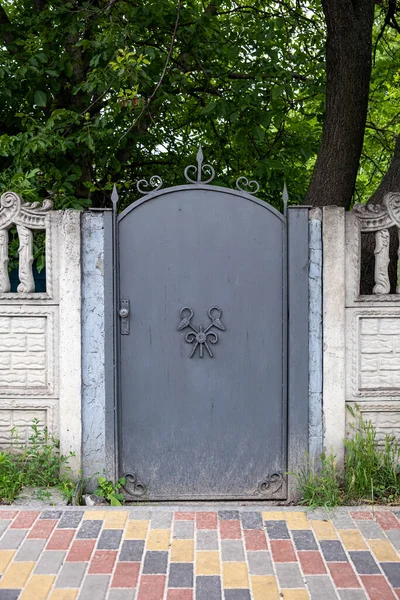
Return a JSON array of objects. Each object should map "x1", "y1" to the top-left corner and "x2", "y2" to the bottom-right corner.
[
  {"x1": 110, "y1": 496, "x2": 121, "y2": 506},
  {"x1": 34, "y1": 91, "x2": 47, "y2": 107}
]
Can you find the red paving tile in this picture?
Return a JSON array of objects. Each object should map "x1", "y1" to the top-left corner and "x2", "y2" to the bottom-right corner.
[
  {"x1": 394, "y1": 590, "x2": 400, "y2": 599},
  {"x1": 219, "y1": 520, "x2": 242, "y2": 539},
  {"x1": 196, "y1": 512, "x2": 217, "y2": 529},
  {"x1": 374, "y1": 512, "x2": 400, "y2": 530},
  {"x1": 66, "y1": 539, "x2": 95, "y2": 562},
  {"x1": 27, "y1": 519, "x2": 57, "y2": 539},
  {"x1": 88, "y1": 550, "x2": 117, "y2": 574},
  {"x1": 298, "y1": 551, "x2": 327, "y2": 574},
  {"x1": 46, "y1": 529, "x2": 75, "y2": 550},
  {"x1": 167, "y1": 591, "x2": 193, "y2": 600},
  {"x1": 10, "y1": 511, "x2": 39, "y2": 528},
  {"x1": 137, "y1": 574, "x2": 166, "y2": 600},
  {"x1": 174, "y1": 513, "x2": 195, "y2": 521},
  {"x1": 111, "y1": 562, "x2": 140, "y2": 587},
  {"x1": 244, "y1": 530, "x2": 268, "y2": 551},
  {"x1": 351, "y1": 511, "x2": 373, "y2": 520},
  {"x1": 329, "y1": 562, "x2": 360, "y2": 588},
  {"x1": 270, "y1": 540, "x2": 297, "y2": 562},
  {"x1": 361, "y1": 575, "x2": 397, "y2": 600},
  {"x1": 0, "y1": 511, "x2": 16, "y2": 520}
]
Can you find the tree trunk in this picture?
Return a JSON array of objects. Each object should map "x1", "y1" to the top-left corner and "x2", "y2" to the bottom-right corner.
[{"x1": 305, "y1": 0, "x2": 375, "y2": 208}]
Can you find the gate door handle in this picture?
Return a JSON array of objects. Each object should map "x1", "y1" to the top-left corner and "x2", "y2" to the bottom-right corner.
[{"x1": 119, "y1": 300, "x2": 130, "y2": 335}]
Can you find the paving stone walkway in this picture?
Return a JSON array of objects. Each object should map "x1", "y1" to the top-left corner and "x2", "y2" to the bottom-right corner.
[{"x1": 0, "y1": 506, "x2": 400, "y2": 599}]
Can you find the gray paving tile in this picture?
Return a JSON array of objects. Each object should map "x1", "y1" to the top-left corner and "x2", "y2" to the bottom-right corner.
[
  {"x1": 307, "y1": 509, "x2": 329, "y2": 521},
  {"x1": 57, "y1": 511, "x2": 83, "y2": 529},
  {"x1": 76, "y1": 520, "x2": 103, "y2": 539},
  {"x1": 142, "y1": 550, "x2": 169, "y2": 574},
  {"x1": 307, "y1": 575, "x2": 339, "y2": 600},
  {"x1": 119, "y1": 540, "x2": 145, "y2": 561},
  {"x1": 40, "y1": 510, "x2": 63, "y2": 520},
  {"x1": 97, "y1": 529, "x2": 123, "y2": 550},
  {"x1": 196, "y1": 530, "x2": 219, "y2": 550},
  {"x1": 221, "y1": 540, "x2": 245, "y2": 562},
  {"x1": 331, "y1": 512, "x2": 355, "y2": 530},
  {"x1": 265, "y1": 520, "x2": 290, "y2": 539},
  {"x1": 0, "y1": 529, "x2": 27, "y2": 549},
  {"x1": 381, "y1": 562, "x2": 400, "y2": 587},
  {"x1": 108, "y1": 590, "x2": 136, "y2": 600},
  {"x1": 275, "y1": 563, "x2": 305, "y2": 588},
  {"x1": 349, "y1": 551, "x2": 380, "y2": 574},
  {"x1": 78, "y1": 574, "x2": 110, "y2": 600},
  {"x1": 224, "y1": 591, "x2": 251, "y2": 600},
  {"x1": 356, "y1": 521, "x2": 385, "y2": 539},
  {"x1": 385, "y1": 529, "x2": 400, "y2": 549},
  {"x1": 0, "y1": 591, "x2": 21, "y2": 600},
  {"x1": 34, "y1": 550, "x2": 66, "y2": 574},
  {"x1": 218, "y1": 510, "x2": 240, "y2": 520},
  {"x1": 292, "y1": 530, "x2": 318, "y2": 550},
  {"x1": 247, "y1": 551, "x2": 273, "y2": 575},
  {"x1": 150, "y1": 511, "x2": 172, "y2": 529},
  {"x1": 338, "y1": 590, "x2": 368, "y2": 600},
  {"x1": 196, "y1": 575, "x2": 222, "y2": 600},
  {"x1": 0, "y1": 521, "x2": 11, "y2": 537},
  {"x1": 320, "y1": 540, "x2": 348, "y2": 562},
  {"x1": 14, "y1": 539, "x2": 46, "y2": 561},
  {"x1": 240, "y1": 512, "x2": 263, "y2": 530},
  {"x1": 168, "y1": 562, "x2": 193, "y2": 587},
  {"x1": 55, "y1": 562, "x2": 87, "y2": 588},
  {"x1": 173, "y1": 520, "x2": 194, "y2": 540}
]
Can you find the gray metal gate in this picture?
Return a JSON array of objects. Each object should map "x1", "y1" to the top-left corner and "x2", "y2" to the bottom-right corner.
[{"x1": 115, "y1": 148, "x2": 309, "y2": 501}]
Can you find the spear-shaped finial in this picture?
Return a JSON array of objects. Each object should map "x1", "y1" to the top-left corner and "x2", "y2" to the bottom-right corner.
[
  {"x1": 282, "y1": 181, "x2": 288, "y2": 216},
  {"x1": 111, "y1": 184, "x2": 119, "y2": 209},
  {"x1": 196, "y1": 144, "x2": 204, "y2": 183}
]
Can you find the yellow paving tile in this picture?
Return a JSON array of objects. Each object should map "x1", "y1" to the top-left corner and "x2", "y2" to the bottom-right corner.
[
  {"x1": 262, "y1": 511, "x2": 287, "y2": 521},
  {"x1": 281, "y1": 590, "x2": 310, "y2": 600},
  {"x1": 223, "y1": 562, "x2": 249, "y2": 588},
  {"x1": 49, "y1": 591, "x2": 78, "y2": 600},
  {"x1": 0, "y1": 562, "x2": 35, "y2": 588},
  {"x1": 339, "y1": 529, "x2": 367, "y2": 550},
  {"x1": 310, "y1": 520, "x2": 337, "y2": 540},
  {"x1": 0, "y1": 550, "x2": 15, "y2": 575},
  {"x1": 104, "y1": 511, "x2": 128, "y2": 529},
  {"x1": 125, "y1": 520, "x2": 149, "y2": 539},
  {"x1": 146, "y1": 529, "x2": 170, "y2": 550},
  {"x1": 251, "y1": 575, "x2": 280, "y2": 600},
  {"x1": 285, "y1": 512, "x2": 310, "y2": 530},
  {"x1": 196, "y1": 551, "x2": 220, "y2": 575},
  {"x1": 369, "y1": 539, "x2": 400, "y2": 562},
  {"x1": 171, "y1": 539, "x2": 194, "y2": 562},
  {"x1": 83, "y1": 510, "x2": 106, "y2": 520},
  {"x1": 20, "y1": 575, "x2": 55, "y2": 600}
]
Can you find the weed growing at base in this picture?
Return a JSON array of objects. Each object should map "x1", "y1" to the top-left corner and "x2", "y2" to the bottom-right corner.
[
  {"x1": 0, "y1": 418, "x2": 75, "y2": 504},
  {"x1": 295, "y1": 406, "x2": 400, "y2": 508}
]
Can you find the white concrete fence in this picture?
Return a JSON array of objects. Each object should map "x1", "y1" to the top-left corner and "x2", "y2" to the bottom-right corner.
[{"x1": 0, "y1": 190, "x2": 399, "y2": 482}]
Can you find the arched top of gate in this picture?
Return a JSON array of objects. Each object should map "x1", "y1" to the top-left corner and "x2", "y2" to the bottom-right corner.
[{"x1": 116, "y1": 145, "x2": 286, "y2": 224}]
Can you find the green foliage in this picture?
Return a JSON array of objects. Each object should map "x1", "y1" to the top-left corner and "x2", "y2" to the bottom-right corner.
[
  {"x1": 0, "y1": 419, "x2": 75, "y2": 504},
  {"x1": 294, "y1": 407, "x2": 400, "y2": 507},
  {"x1": 293, "y1": 453, "x2": 342, "y2": 509},
  {"x1": 94, "y1": 476, "x2": 126, "y2": 506}
]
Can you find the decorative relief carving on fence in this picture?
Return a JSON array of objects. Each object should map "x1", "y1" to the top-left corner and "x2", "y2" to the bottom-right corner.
[
  {"x1": 353, "y1": 192, "x2": 400, "y2": 296},
  {"x1": 0, "y1": 191, "x2": 53, "y2": 294}
]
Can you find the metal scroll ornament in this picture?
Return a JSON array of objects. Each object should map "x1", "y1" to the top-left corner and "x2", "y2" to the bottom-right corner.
[
  {"x1": 184, "y1": 144, "x2": 216, "y2": 184},
  {"x1": 136, "y1": 175, "x2": 163, "y2": 195},
  {"x1": 256, "y1": 472, "x2": 284, "y2": 496},
  {"x1": 178, "y1": 306, "x2": 225, "y2": 358},
  {"x1": 235, "y1": 176, "x2": 260, "y2": 195},
  {"x1": 121, "y1": 473, "x2": 147, "y2": 498}
]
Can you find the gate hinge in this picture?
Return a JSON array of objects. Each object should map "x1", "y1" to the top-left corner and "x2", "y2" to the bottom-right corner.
[{"x1": 119, "y1": 300, "x2": 130, "y2": 335}]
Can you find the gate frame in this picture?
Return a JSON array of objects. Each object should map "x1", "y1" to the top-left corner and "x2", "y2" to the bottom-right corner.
[{"x1": 102, "y1": 184, "x2": 310, "y2": 502}]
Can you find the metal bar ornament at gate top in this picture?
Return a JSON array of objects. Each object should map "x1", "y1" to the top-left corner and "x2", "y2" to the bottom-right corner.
[{"x1": 134, "y1": 143, "x2": 261, "y2": 198}]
